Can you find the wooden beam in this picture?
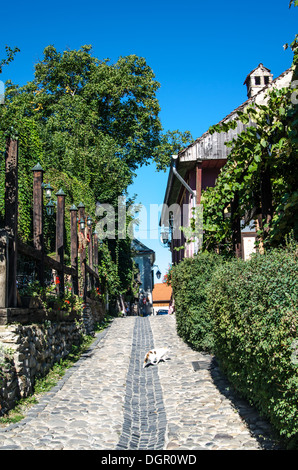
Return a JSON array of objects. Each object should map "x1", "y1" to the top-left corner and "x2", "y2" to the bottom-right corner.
[
  {"x1": 55, "y1": 189, "x2": 66, "y2": 296},
  {"x1": 196, "y1": 160, "x2": 202, "y2": 205},
  {"x1": 0, "y1": 231, "x2": 8, "y2": 308},
  {"x1": 93, "y1": 230, "x2": 98, "y2": 274},
  {"x1": 70, "y1": 204, "x2": 79, "y2": 295},
  {"x1": 85, "y1": 263, "x2": 99, "y2": 279},
  {"x1": 5, "y1": 137, "x2": 18, "y2": 307},
  {"x1": 78, "y1": 202, "x2": 86, "y2": 299},
  {"x1": 17, "y1": 240, "x2": 76, "y2": 276},
  {"x1": 32, "y1": 163, "x2": 44, "y2": 285}
]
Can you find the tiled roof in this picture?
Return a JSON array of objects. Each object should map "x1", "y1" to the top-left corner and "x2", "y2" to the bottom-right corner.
[{"x1": 152, "y1": 283, "x2": 172, "y2": 302}]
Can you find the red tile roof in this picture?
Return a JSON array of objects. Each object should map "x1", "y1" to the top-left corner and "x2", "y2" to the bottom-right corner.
[{"x1": 152, "y1": 283, "x2": 172, "y2": 303}]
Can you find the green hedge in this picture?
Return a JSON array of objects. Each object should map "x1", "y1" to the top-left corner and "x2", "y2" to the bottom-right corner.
[
  {"x1": 171, "y1": 243, "x2": 298, "y2": 447},
  {"x1": 209, "y1": 243, "x2": 298, "y2": 447},
  {"x1": 170, "y1": 251, "x2": 224, "y2": 352}
]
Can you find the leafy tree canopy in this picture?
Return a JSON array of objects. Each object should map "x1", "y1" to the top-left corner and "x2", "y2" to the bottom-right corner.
[
  {"x1": 1, "y1": 45, "x2": 192, "y2": 205},
  {"x1": 0, "y1": 45, "x2": 192, "y2": 295}
]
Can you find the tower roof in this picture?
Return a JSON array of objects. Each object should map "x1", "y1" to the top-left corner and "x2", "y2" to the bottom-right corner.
[{"x1": 243, "y1": 63, "x2": 272, "y2": 85}]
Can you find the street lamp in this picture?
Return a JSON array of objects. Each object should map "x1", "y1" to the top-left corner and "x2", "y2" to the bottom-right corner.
[
  {"x1": 160, "y1": 226, "x2": 169, "y2": 245},
  {"x1": 42, "y1": 182, "x2": 53, "y2": 199},
  {"x1": 153, "y1": 264, "x2": 162, "y2": 280},
  {"x1": 80, "y1": 218, "x2": 85, "y2": 231},
  {"x1": 46, "y1": 199, "x2": 55, "y2": 216},
  {"x1": 41, "y1": 179, "x2": 55, "y2": 214},
  {"x1": 78, "y1": 215, "x2": 93, "y2": 231}
]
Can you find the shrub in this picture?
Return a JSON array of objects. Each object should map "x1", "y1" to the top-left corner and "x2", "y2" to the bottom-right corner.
[
  {"x1": 171, "y1": 251, "x2": 225, "y2": 352},
  {"x1": 208, "y1": 242, "x2": 298, "y2": 447}
]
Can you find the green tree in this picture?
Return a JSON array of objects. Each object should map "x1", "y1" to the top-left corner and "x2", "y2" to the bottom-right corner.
[
  {"x1": 1, "y1": 45, "x2": 192, "y2": 205},
  {"x1": 0, "y1": 46, "x2": 20, "y2": 74},
  {"x1": 0, "y1": 45, "x2": 191, "y2": 299}
]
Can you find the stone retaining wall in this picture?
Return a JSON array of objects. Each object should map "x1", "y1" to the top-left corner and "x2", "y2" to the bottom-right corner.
[{"x1": 0, "y1": 300, "x2": 105, "y2": 416}]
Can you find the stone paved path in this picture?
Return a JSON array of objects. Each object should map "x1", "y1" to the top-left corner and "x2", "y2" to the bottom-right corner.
[
  {"x1": 117, "y1": 317, "x2": 166, "y2": 450},
  {"x1": 0, "y1": 315, "x2": 281, "y2": 450}
]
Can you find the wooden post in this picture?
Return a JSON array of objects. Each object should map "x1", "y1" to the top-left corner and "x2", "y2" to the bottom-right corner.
[
  {"x1": 0, "y1": 231, "x2": 8, "y2": 308},
  {"x1": 55, "y1": 189, "x2": 66, "y2": 296},
  {"x1": 70, "y1": 204, "x2": 79, "y2": 295},
  {"x1": 93, "y1": 229, "x2": 98, "y2": 274},
  {"x1": 196, "y1": 159, "x2": 202, "y2": 205},
  {"x1": 78, "y1": 202, "x2": 86, "y2": 300},
  {"x1": 93, "y1": 229, "x2": 100, "y2": 289},
  {"x1": 5, "y1": 137, "x2": 18, "y2": 307},
  {"x1": 88, "y1": 222, "x2": 93, "y2": 271},
  {"x1": 88, "y1": 221, "x2": 94, "y2": 290},
  {"x1": 32, "y1": 163, "x2": 44, "y2": 286}
]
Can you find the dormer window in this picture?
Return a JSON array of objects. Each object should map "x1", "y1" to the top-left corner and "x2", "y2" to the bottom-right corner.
[{"x1": 244, "y1": 64, "x2": 273, "y2": 98}]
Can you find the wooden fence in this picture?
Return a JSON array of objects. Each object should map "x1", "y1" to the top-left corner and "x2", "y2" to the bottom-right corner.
[{"x1": 0, "y1": 137, "x2": 100, "y2": 322}]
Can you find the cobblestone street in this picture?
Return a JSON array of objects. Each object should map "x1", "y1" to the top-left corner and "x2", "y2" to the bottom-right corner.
[{"x1": 0, "y1": 315, "x2": 280, "y2": 450}]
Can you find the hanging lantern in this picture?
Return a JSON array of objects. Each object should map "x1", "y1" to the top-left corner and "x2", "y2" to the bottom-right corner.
[
  {"x1": 80, "y1": 218, "x2": 85, "y2": 231},
  {"x1": 160, "y1": 226, "x2": 169, "y2": 245},
  {"x1": 46, "y1": 200, "x2": 55, "y2": 216}
]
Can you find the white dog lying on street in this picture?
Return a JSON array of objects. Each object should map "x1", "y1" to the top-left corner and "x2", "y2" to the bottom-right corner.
[{"x1": 143, "y1": 348, "x2": 168, "y2": 368}]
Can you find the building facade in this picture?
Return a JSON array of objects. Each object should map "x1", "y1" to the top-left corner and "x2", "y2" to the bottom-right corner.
[
  {"x1": 152, "y1": 282, "x2": 172, "y2": 315},
  {"x1": 132, "y1": 239, "x2": 155, "y2": 315},
  {"x1": 160, "y1": 64, "x2": 293, "y2": 264}
]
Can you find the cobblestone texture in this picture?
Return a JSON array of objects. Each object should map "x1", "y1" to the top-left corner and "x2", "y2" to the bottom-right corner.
[
  {"x1": 0, "y1": 315, "x2": 281, "y2": 450},
  {"x1": 117, "y1": 316, "x2": 166, "y2": 450}
]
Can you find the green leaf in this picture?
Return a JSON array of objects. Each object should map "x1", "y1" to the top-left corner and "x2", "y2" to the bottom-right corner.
[{"x1": 260, "y1": 139, "x2": 268, "y2": 148}]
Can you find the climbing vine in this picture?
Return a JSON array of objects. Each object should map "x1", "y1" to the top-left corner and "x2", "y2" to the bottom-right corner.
[{"x1": 201, "y1": 34, "x2": 298, "y2": 253}]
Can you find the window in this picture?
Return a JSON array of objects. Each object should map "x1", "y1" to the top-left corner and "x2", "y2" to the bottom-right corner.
[
  {"x1": 255, "y1": 76, "x2": 261, "y2": 85},
  {"x1": 264, "y1": 76, "x2": 270, "y2": 85}
]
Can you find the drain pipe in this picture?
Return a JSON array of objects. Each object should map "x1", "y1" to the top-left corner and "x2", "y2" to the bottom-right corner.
[{"x1": 171, "y1": 155, "x2": 196, "y2": 198}]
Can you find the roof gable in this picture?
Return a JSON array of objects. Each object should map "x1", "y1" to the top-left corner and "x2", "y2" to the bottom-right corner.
[{"x1": 243, "y1": 63, "x2": 271, "y2": 85}]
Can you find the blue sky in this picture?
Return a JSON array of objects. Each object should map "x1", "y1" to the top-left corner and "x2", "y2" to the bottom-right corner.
[{"x1": 1, "y1": 0, "x2": 297, "y2": 281}]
